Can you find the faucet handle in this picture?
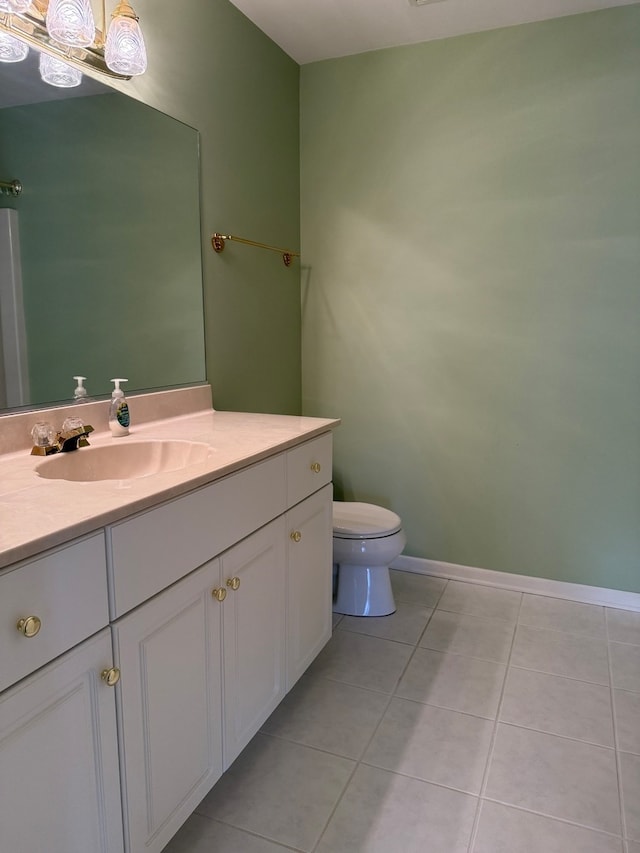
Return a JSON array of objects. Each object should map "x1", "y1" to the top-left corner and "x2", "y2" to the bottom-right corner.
[
  {"x1": 30, "y1": 422, "x2": 56, "y2": 456},
  {"x1": 62, "y1": 416, "x2": 85, "y2": 432}
]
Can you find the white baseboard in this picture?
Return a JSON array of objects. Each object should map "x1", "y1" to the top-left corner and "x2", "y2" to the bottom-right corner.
[{"x1": 391, "y1": 555, "x2": 640, "y2": 613}]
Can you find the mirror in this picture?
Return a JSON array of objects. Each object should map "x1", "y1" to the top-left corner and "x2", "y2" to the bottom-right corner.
[{"x1": 0, "y1": 50, "x2": 206, "y2": 412}]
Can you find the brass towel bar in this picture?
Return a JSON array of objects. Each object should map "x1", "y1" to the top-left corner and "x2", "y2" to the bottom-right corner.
[
  {"x1": 0, "y1": 179, "x2": 22, "y2": 197},
  {"x1": 211, "y1": 232, "x2": 300, "y2": 267}
]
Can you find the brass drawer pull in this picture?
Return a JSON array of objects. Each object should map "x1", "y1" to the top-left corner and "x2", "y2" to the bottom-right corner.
[
  {"x1": 16, "y1": 616, "x2": 42, "y2": 638},
  {"x1": 310, "y1": 462, "x2": 321, "y2": 473},
  {"x1": 226, "y1": 577, "x2": 241, "y2": 591},
  {"x1": 101, "y1": 667, "x2": 121, "y2": 687},
  {"x1": 290, "y1": 530, "x2": 302, "y2": 543},
  {"x1": 212, "y1": 587, "x2": 227, "y2": 602}
]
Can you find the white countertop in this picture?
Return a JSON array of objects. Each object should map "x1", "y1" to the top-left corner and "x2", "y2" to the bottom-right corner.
[{"x1": 0, "y1": 409, "x2": 339, "y2": 570}]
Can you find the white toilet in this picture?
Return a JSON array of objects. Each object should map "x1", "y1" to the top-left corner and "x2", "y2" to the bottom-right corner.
[{"x1": 332, "y1": 501, "x2": 406, "y2": 617}]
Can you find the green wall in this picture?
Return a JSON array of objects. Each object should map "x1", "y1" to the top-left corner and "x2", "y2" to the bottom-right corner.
[
  {"x1": 300, "y1": 7, "x2": 640, "y2": 592},
  {"x1": 113, "y1": 0, "x2": 301, "y2": 414}
]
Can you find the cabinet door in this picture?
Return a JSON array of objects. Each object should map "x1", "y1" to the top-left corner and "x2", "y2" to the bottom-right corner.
[
  {"x1": 287, "y1": 484, "x2": 333, "y2": 690},
  {"x1": 113, "y1": 559, "x2": 223, "y2": 853},
  {"x1": 0, "y1": 629, "x2": 124, "y2": 853},
  {"x1": 220, "y1": 517, "x2": 286, "y2": 768}
]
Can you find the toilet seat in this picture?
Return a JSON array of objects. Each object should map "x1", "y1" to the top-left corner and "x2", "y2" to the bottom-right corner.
[{"x1": 333, "y1": 502, "x2": 402, "y2": 539}]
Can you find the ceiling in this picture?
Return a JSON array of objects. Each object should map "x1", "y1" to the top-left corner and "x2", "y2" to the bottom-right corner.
[{"x1": 228, "y1": 0, "x2": 639, "y2": 64}]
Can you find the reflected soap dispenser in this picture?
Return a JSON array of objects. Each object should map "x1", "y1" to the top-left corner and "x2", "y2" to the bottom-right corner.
[
  {"x1": 109, "y1": 378, "x2": 130, "y2": 437},
  {"x1": 73, "y1": 375, "x2": 90, "y2": 402}
]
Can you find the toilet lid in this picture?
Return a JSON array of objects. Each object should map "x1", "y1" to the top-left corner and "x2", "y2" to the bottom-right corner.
[{"x1": 333, "y1": 502, "x2": 402, "y2": 539}]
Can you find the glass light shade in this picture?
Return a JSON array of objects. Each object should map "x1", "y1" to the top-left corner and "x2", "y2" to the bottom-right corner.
[
  {"x1": 39, "y1": 51, "x2": 82, "y2": 87},
  {"x1": 6, "y1": 0, "x2": 33, "y2": 12},
  {"x1": 45, "y1": 0, "x2": 95, "y2": 48},
  {"x1": 0, "y1": 30, "x2": 29, "y2": 62},
  {"x1": 105, "y1": 13, "x2": 146, "y2": 76}
]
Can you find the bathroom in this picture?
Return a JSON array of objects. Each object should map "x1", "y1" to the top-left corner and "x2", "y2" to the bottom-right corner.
[{"x1": 0, "y1": 0, "x2": 639, "y2": 851}]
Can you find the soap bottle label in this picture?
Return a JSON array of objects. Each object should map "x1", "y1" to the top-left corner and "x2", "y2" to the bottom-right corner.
[{"x1": 117, "y1": 402, "x2": 130, "y2": 428}]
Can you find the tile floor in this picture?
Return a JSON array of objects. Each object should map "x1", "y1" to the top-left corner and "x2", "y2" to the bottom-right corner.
[{"x1": 164, "y1": 571, "x2": 640, "y2": 853}]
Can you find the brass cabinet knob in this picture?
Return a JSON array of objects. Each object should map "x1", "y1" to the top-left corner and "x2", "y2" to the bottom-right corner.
[
  {"x1": 212, "y1": 587, "x2": 227, "y2": 602},
  {"x1": 290, "y1": 530, "x2": 302, "y2": 543},
  {"x1": 226, "y1": 576, "x2": 241, "y2": 591},
  {"x1": 16, "y1": 616, "x2": 42, "y2": 638},
  {"x1": 101, "y1": 667, "x2": 121, "y2": 687},
  {"x1": 310, "y1": 462, "x2": 321, "y2": 473}
]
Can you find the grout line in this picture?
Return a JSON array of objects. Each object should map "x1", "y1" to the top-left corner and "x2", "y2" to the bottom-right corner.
[
  {"x1": 479, "y1": 797, "x2": 625, "y2": 840},
  {"x1": 211, "y1": 816, "x2": 306, "y2": 852},
  {"x1": 516, "y1": 621, "x2": 608, "y2": 641},
  {"x1": 334, "y1": 622, "x2": 433, "y2": 648},
  {"x1": 466, "y1": 591, "x2": 524, "y2": 853},
  {"x1": 493, "y1": 718, "x2": 616, "y2": 751},
  {"x1": 308, "y1": 672, "x2": 397, "y2": 697},
  {"x1": 606, "y1": 608, "x2": 629, "y2": 842},
  {"x1": 384, "y1": 691, "x2": 499, "y2": 724},
  {"x1": 434, "y1": 606, "x2": 519, "y2": 625},
  {"x1": 309, "y1": 577, "x2": 451, "y2": 852},
  {"x1": 507, "y1": 661, "x2": 612, "y2": 688},
  {"x1": 609, "y1": 638, "x2": 640, "y2": 650}
]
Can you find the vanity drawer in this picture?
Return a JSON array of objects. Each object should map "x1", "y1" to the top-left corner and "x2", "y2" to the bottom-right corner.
[
  {"x1": 286, "y1": 432, "x2": 332, "y2": 508},
  {"x1": 0, "y1": 533, "x2": 109, "y2": 693},
  {"x1": 108, "y1": 453, "x2": 287, "y2": 618}
]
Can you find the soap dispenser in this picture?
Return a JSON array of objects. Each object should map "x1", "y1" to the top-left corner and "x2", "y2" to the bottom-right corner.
[
  {"x1": 72, "y1": 375, "x2": 89, "y2": 402},
  {"x1": 109, "y1": 378, "x2": 130, "y2": 436}
]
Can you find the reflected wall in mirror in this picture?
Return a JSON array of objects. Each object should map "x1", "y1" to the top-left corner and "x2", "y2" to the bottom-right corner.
[{"x1": 0, "y1": 51, "x2": 206, "y2": 412}]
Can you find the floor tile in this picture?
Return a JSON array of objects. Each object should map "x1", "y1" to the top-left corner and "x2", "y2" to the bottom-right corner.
[
  {"x1": 614, "y1": 690, "x2": 640, "y2": 755},
  {"x1": 620, "y1": 751, "x2": 640, "y2": 841},
  {"x1": 397, "y1": 647, "x2": 506, "y2": 718},
  {"x1": 610, "y1": 642, "x2": 640, "y2": 692},
  {"x1": 485, "y1": 724, "x2": 621, "y2": 834},
  {"x1": 315, "y1": 763, "x2": 477, "y2": 853},
  {"x1": 607, "y1": 609, "x2": 640, "y2": 646},
  {"x1": 472, "y1": 800, "x2": 623, "y2": 853},
  {"x1": 163, "y1": 813, "x2": 291, "y2": 853},
  {"x1": 260, "y1": 673, "x2": 388, "y2": 759},
  {"x1": 520, "y1": 594, "x2": 606, "y2": 638},
  {"x1": 339, "y1": 601, "x2": 433, "y2": 645},
  {"x1": 500, "y1": 668, "x2": 614, "y2": 746},
  {"x1": 511, "y1": 624, "x2": 609, "y2": 684},
  {"x1": 437, "y1": 580, "x2": 521, "y2": 623},
  {"x1": 306, "y1": 629, "x2": 413, "y2": 693},
  {"x1": 389, "y1": 570, "x2": 446, "y2": 607},
  {"x1": 363, "y1": 697, "x2": 494, "y2": 794},
  {"x1": 331, "y1": 612, "x2": 343, "y2": 629},
  {"x1": 197, "y1": 734, "x2": 353, "y2": 852},
  {"x1": 420, "y1": 610, "x2": 515, "y2": 663}
]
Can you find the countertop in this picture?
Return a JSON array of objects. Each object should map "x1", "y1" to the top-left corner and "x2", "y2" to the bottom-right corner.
[{"x1": 0, "y1": 409, "x2": 339, "y2": 571}]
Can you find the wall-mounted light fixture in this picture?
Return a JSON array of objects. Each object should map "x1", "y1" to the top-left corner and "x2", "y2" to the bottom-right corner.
[{"x1": 0, "y1": 0, "x2": 146, "y2": 87}]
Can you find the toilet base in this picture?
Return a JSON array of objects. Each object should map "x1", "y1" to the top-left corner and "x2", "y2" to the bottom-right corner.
[{"x1": 333, "y1": 563, "x2": 396, "y2": 617}]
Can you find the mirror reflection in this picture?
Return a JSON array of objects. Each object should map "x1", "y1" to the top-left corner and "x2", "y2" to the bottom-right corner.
[{"x1": 0, "y1": 51, "x2": 206, "y2": 412}]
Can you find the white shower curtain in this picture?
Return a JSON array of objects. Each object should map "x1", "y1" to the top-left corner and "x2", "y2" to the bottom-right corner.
[{"x1": 0, "y1": 207, "x2": 29, "y2": 407}]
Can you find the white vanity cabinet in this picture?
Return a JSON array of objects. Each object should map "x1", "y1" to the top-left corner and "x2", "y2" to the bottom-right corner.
[
  {"x1": 0, "y1": 534, "x2": 123, "y2": 853},
  {"x1": 112, "y1": 558, "x2": 224, "y2": 853},
  {"x1": 219, "y1": 516, "x2": 287, "y2": 768},
  {"x1": 0, "y1": 628, "x2": 124, "y2": 853},
  {"x1": 286, "y1": 483, "x2": 334, "y2": 689},
  {"x1": 108, "y1": 430, "x2": 333, "y2": 853},
  {"x1": 0, "y1": 426, "x2": 334, "y2": 853}
]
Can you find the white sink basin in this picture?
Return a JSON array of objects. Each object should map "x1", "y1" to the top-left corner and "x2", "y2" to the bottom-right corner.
[{"x1": 36, "y1": 440, "x2": 212, "y2": 482}]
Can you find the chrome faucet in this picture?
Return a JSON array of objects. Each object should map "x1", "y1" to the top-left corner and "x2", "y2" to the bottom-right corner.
[{"x1": 30, "y1": 419, "x2": 94, "y2": 456}]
